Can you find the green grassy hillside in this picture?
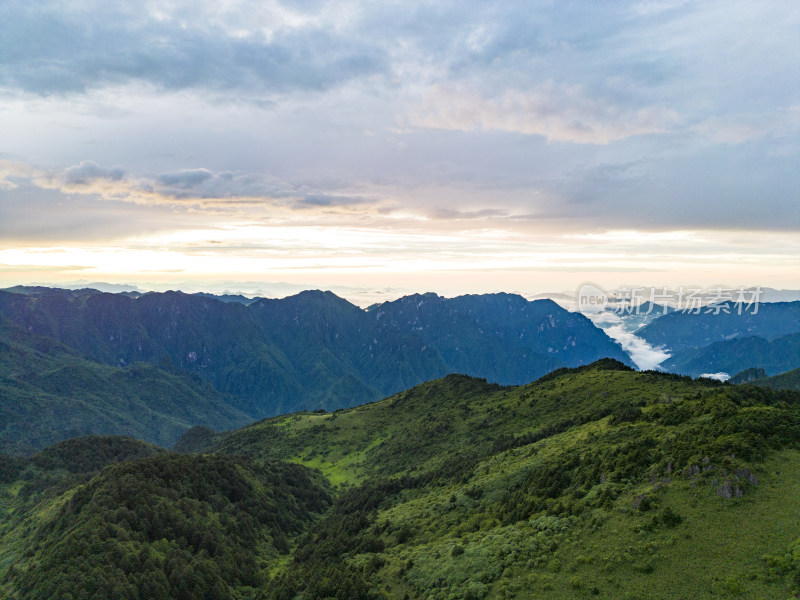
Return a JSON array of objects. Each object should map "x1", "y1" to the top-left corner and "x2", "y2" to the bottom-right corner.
[
  {"x1": 2, "y1": 361, "x2": 799, "y2": 599},
  {"x1": 204, "y1": 360, "x2": 800, "y2": 598}
]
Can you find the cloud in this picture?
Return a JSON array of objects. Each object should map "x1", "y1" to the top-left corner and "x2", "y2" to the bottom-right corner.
[
  {"x1": 7, "y1": 159, "x2": 386, "y2": 216},
  {"x1": 63, "y1": 161, "x2": 126, "y2": 185},
  {"x1": 429, "y1": 207, "x2": 510, "y2": 220},
  {"x1": 0, "y1": 1, "x2": 797, "y2": 245},
  {"x1": 0, "y1": 264, "x2": 93, "y2": 273},
  {"x1": 632, "y1": 0, "x2": 692, "y2": 17},
  {"x1": 291, "y1": 193, "x2": 371, "y2": 209},
  {"x1": 407, "y1": 81, "x2": 680, "y2": 144},
  {"x1": 588, "y1": 312, "x2": 670, "y2": 370},
  {"x1": 158, "y1": 169, "x2": 214, "y2": 189},
  {"x1": 606, "y1": 325, "x2": 671, "y2": 371},
  {"x1": 0, "y1": 160, "x2": 38, "y2": 189},
  {"x1": 700, "y1": 372, "x2": 730, "y2": 382},
  {"x1": 0, "y1": 0, "x2": 388, "y2": 96},
  {"x1": 692, "y1": 109, "x2": 800, "y2": 145}
]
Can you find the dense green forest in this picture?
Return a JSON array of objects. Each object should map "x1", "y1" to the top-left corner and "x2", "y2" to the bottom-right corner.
[
  {"x1": 0, "y1": 319, "x2": 249, "y2": 453},
  {"x1": 2, "y1": 453, "x2": 330, "y2": 599},
  {"x1": 2, "y1": 360, "x2": 799, "y2": 598}
]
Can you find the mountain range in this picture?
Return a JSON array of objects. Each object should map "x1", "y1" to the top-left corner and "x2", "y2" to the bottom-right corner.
[
  {"x1": 755, "y1": 366, "x2": 800, "y2": 391},
  {"x1": 0, "y1": 287, "x2": 631, "y2": 451},
  {"x1": 659, "y1": 332, "x2": 800, "y2": 378},
  {"x1": 638, "y1": 300, "x2": 800, "y2": 353}
]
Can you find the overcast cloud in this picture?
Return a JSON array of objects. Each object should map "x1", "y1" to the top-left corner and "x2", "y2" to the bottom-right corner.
[{"x1": 0, "y1": 0, "x2": 798, "y2": 292}]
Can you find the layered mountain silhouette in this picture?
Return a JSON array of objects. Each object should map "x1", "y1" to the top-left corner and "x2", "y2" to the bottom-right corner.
[
  {"x1": 754, "y1": 365, "x2": 800, "y2": 390},
  {"x1": 660, "y1": 332, "x2": 800, "y2": 378},
  {"x1": 0, "y1": 318, "x2": 249, "y2": 454},
  {"x1": 639, "y1": 300, "x2": 800, "y2": 353},
  {"x1": 0, "y1": 287, "x2": 631, "y2": 450}
]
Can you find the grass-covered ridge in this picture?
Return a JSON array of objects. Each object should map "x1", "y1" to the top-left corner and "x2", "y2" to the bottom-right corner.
[
  {"x1": 204, "y1": 360, "x2": 800, "y2": 598},
  {"x1": 209, "y1": 359, "x2": 701, "y2": 483},
  {"x1": 2, "y1": 360, "x2": 800, "y2": 599}
]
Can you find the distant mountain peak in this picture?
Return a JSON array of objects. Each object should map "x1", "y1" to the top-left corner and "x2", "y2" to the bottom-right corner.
[
  {"x1": 729, "y1": 367, "x2": 768, "y2": 384},
  {"x1": 0, "y1": 285, "x2": 633, "y2": 449}
]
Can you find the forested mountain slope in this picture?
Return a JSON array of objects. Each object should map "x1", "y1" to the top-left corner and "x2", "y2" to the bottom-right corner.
[
  {"x1": 0, "y1": 287, "x2": 631, "y2": 420},
  {"x1": 0, "y1": 446, "x2": 330, "y2": 600},
  {"x1": 751, "y1": 366, "x2": 800, "y2": 391},
  {"x1": 0, "y1": 320, "x2": 249, "y2": 454},
  {"x1": 659, "y1": 332, "x2": 800, "y2": 377},
  {"x1": 4, "y1": 361, "x2": 797, "y2": 598},
  {"x1": 639, "y1": 301, "x2": 800, "y2": 353}
]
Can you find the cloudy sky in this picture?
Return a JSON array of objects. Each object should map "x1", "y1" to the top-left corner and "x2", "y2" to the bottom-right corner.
[{"x1": 1, "y1": 0, "x2": 798, "y2": 301}]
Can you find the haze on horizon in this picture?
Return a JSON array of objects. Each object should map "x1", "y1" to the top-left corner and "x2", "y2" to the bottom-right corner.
[{"x1": 1, "y1": 0, "x2": 798, "y2": 297}]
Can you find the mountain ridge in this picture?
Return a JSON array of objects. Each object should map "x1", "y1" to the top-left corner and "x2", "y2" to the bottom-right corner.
[
  {"x1": 0, "y1": 318, "x2": 250, "y2": 454},
  {"x1": 0, "y1": 286, "x2": 632, "y2": 424},
  {"x1": 3, "y1": 361, "x2": 799, "y2": 598},
  {"x1": 639, "y1": 300, "x2": 800, "y2": 353},
  {"x1": 659, "y1": 332, "x2": 800, "y2": 377}
]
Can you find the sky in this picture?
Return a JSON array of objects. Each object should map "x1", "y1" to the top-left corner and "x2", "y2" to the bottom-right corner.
[{"x1": 1, "y1": 0, "x2": 798, "y2": 303}]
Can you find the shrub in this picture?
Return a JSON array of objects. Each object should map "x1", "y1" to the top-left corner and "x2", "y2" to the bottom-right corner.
[{"x1": 610, "y1": 404, "x2": 643, "y2": 425}]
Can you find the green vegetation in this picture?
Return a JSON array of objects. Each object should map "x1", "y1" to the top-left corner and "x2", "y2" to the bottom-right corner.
[
  {"x1": 2, "y1": 360, "x2": 800, "y2": 598},
  {"x1": 729, "y1": 367, "x2": 769, "y2": 384},
  {"x1": 661, "y1": 332, "x2": 800, "y2": 377},
  {"x1": 2, "y1": 452, "x2": 330, "y2": 600},
  {"x1": 173, "y1": 426, "x2": 222, "y2": 454},
  {"x1": 30, "y1": 435, "x2": 166, "y2": 473},
  {"x1": 728, "y1": 365, "x2": 800, "y2": 392},
  {"x1": 0, "y1": 287, "x2": 630, "y2": 423},
  {"x1": 0, "y1": 320, "x2": 249, "y2": 453},
  {"x1": 754, "y1": 366, "x2": 800, "y2": 392}
]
